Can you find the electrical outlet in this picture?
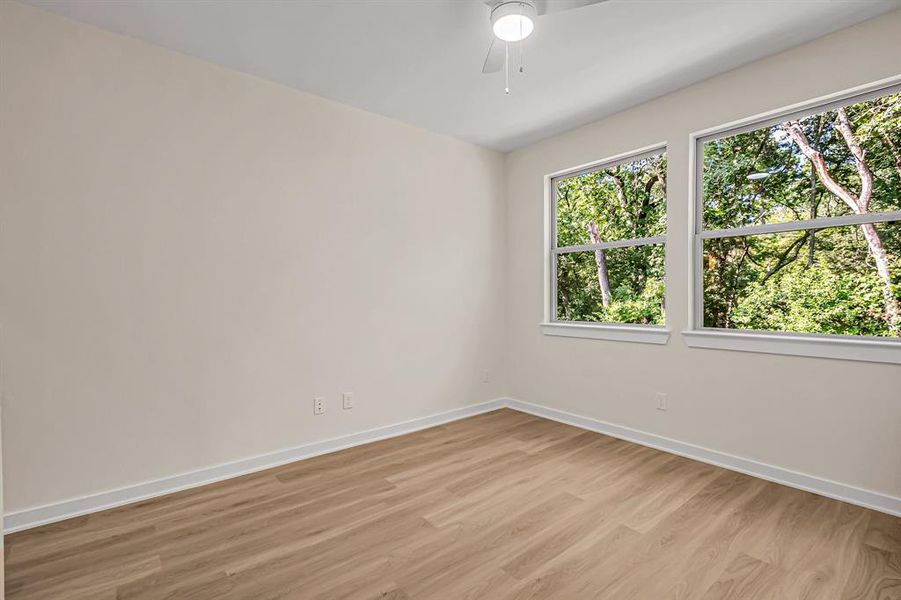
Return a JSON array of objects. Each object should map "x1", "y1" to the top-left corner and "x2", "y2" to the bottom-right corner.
[
  {"x1": 342, "y1": 392, "x2": 354, "y2": 410},
  {"x1": 481, "y1": 369, "x2": 490, "y2": 384},
  {"x1": 313, "y1": 397, "x2": 325, "y2": 415},
  {"x1": 655, "y1": 392, "x2": 668, "y2": 411}
]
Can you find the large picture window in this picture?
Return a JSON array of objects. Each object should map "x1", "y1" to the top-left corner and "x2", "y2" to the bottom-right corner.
[
  {"x1": 692, "y1": 84, "x2": 901, "y2": 354},
  {"x1": 545, "y1": 146, "x2": 667, "y2": 341}
]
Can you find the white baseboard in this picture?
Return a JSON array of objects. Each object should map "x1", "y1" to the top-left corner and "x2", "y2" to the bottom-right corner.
[
  {"x1": 506, "y1": 398, "x2": 901, "y2": 518},
  {"x1": 3, "y1": 399, "x2": 507, "y2": 534},
  {"x1": 7, "y1": 396, "x2": 899, "y2": 533}
]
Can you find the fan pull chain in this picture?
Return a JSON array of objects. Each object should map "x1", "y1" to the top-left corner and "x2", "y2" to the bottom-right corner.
[
  {"x1": 519, "y1": 38, "x2": 525, "y2": 73},
  {"x1": 504, "y1": 41, "x2": 510, "y2": 95}
]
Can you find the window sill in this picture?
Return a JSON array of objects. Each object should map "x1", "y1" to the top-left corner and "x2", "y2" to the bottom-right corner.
[
  {"x1": 682, "y1": 329, "x2": 901, "y2": 364},
  {"x1": 540, "y1": 322, "x2": 671, "y2": 345}
]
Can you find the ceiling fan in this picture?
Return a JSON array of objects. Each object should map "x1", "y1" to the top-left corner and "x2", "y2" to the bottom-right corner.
[{"x1": 482, "y1": 0, "x2": 606, "y2": 94}]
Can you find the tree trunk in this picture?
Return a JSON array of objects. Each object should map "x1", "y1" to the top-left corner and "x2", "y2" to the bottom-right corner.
[
  {"x1": 783, "y1": 113, "x2": 900, "y2": 333},
  {"x1": 587, "y1": 221, "x2": 611, "y2": 307},
  {"x1": 783, "y1": 118, "x2": 863, "y2": 213},
  {"x1": 833, "y1": 108, "x2": 873, "y2": 210},
  {"x1": 861, "y1": 222, "x2": 900, "y2": 333},
  {"x1": 807, "y1": 167, "x2": 818, "y2": 268}
]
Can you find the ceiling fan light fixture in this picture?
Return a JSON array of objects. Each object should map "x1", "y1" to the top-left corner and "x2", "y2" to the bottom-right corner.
[{"x1": 491, "y1": 1, "x2": 536, "y2": 42}]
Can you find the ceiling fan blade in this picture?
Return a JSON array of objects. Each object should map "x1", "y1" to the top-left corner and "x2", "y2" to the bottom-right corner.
[
  {"x1": 482, "y1": 37, "x2": 504, "y2": 74},
  {"x1": 534, "y1": 0, "x2": 606, "y2": 16}
]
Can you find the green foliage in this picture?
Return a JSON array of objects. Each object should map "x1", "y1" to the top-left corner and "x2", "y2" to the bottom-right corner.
[
  {"x1": 556, "y1": 244, "x2": 664, "y2": 324},
  {"x1": 702, "y1": 92, "x2": 901, "y2": 337},
  {"x1": 556, "y1": 154, "x2": 666, "y2": 247},
  {"x1": 554, "y1": 91, "x2": 901, "y2": 336},
  {"x1": 730, "y1": 260, "x2": 888, "y2": 337},
  {"x1": 604, "y1": 277, "x2": 665, "y2": 325},
  {"x1": 555, "y1": 153, "x2": 666, "y2": 324}
]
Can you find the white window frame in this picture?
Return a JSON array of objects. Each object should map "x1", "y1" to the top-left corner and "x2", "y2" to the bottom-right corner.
[
  {"x1": 541, "y1": 143, "x2": 670, "y2": 344},
  {"x1": 685, "y1": 76, "x2": 901, "y2": 364}
]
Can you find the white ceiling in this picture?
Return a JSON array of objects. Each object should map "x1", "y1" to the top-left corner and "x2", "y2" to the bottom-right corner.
[{"x1": 23, "y1": 0, "x2": 901, "y2": 151}]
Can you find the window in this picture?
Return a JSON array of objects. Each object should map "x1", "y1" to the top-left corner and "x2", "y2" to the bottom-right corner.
[
  {"x1": 688, "y1": 82, "x2": 901, "y2": 363},
  {"x1": 542, "y1": 145, "x2": 669, "y2": 344}
]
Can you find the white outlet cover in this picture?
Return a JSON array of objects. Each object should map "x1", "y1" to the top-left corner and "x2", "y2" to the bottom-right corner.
[
  {"x1": 342, "y1": 392, "x2": 353, "y2": 410},
  {"x1": 655, "y1": 393, "x2": 667, "y2": 411}
]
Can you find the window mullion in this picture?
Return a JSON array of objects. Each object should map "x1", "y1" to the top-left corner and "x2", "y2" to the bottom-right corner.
[
  {"x1": 555, "y1": 235, "x2": 666, "y2": 254},
  {"x1": 701, "y1": 210, "x2": 901, "y2": 240}
]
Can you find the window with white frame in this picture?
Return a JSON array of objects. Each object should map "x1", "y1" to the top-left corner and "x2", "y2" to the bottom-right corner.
[
  {"x1": 693, "y1": 84, "x2": 901, "y2": 344},
  {"x1": 548, "y1": 146, "x2": 667, "y2": 330}
]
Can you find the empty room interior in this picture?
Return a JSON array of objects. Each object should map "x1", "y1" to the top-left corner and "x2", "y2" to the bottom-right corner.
[{"x1": 2, "y1": 0, "x2": 901, "y2": 598}]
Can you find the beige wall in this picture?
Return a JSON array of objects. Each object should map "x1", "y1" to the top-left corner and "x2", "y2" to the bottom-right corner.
[
  {"x1": 0, "y1": 2, "x2": 507, "y2": 513},
  {"x1": 505, "y1": 10, "x2": 901, "y2": 499}
]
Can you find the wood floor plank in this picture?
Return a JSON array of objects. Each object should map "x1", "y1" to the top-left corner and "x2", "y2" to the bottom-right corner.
[
  {"x1": 576, "y1": 471, "x2": 767, "y2": 599},
  {"x1": 5, "y1": 408, "x2": 899, "y2": 599},
  {"x1": 839, "y1": 544, "x2": 901, "y2": 599},
  {"x1": 500, "y1": 524, "x2": 643, "y2": 600},
  {"x1": 776, "y1": 501, "x2": 871, "y2": 599},
  {"x1": 700, "y1": 553, "x2": 782, "y2": 600}
]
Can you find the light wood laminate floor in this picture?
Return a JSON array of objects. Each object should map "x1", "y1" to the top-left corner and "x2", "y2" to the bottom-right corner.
[{"x1": 6, "y1": 408, "x2": 901, "y2": 599}]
